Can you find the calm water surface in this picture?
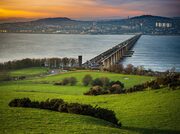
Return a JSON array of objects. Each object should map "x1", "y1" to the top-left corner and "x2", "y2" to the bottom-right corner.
[
  {"x1": 0, "y1": 33, "x2": 133, "y2": 63},
  {"x1": 0, "y1": 33, "x2": 179, "y2": 72},
  {"x1": 121, "y1": 35, "x2": 180, "y2": 72}
]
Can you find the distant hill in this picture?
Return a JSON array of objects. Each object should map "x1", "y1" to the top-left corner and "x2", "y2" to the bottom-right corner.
[
  {"x1": 35, "y1": 17, "x2": 73, "y2": 23},
  {"x1": 0, "y1": 15, "x2": 179, "y2": 35},
  {"x1": 130, "y1": 15, "x2": 171, "y2": 20}
]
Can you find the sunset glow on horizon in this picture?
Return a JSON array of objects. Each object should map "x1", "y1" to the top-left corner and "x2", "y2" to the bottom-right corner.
[{"x1": 0, "y1": 0, "x2": 179, "y2": 21}]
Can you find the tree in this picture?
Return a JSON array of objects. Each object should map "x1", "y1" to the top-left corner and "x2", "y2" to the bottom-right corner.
[
  {"x1": 82, "y1": 74, "x2": 93, "y2": 86},
  {"x1": 70, "y1": 58, "x2": 77, "y2": 67},
  {"x1": 62, "y1": 57, "x2": 69, "y2": 67},
  {"x1": 125, "y1": 64, "x2": 134, "y2": 74}
]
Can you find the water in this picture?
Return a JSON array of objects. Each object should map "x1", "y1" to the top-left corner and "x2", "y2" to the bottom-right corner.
[
  {"x1": 0, "y1": 34, "x2": 179, "y2": 72},
  {"x1": 121, "y1": 35, "x2": 180, "y2": 72},
  {"x1": 0, "y1": 33, "x2": 133, "y2": 63}
]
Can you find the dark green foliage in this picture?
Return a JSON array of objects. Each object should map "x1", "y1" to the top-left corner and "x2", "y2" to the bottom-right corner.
[
  {"x1": 68, "y1": 77, "x2": 77, "y2": 86},
  {"x1": 62, "y1": 78, "x2": 70, "y2": 85},
  {"x1": 84, "y1": 78, "x2": 125, "y2": 95},
  {"x1": 100, "y1": 77, "x2": 110, "y2": 87},
  {"x1": 91, "y1": 77, "x2": 110, "y2": 87},
  {"x1": 30, "y1": 101, "x2": 40, "y2": 108},
  {"x1": 84, "y1": 86, "x2": 108, "y2": 96},
  {"x1": 9, "y1": 98, "x2": 31, "y2": 107},
  {"x1": 149, "y1": 81, "x2": 160, "y2": 89},
  {"x1": 58, "y1": 103, "x2": 68, "y2": 112},
  {"x1": 0, "y1": 57, "x2": 78, "y2": 70},
  {"x1": 157, "y1": 74, "x2": 180, "y2": 86},
  {"x1": 18, "y1": 76, "x2": 26, "y2": 80},
  {"x1": 91, "y1": 78, "x2": 103, "y2": 86},
  {"x1": 109, "y1": 81, "x2": 124, "y2": 88},
  {"x1": 54, "y1": 77, "x2": 77, "y2": 86},
  {"x1": 55, "y1": 77, "x2": 77, "y2": 86},
  {"x1": 82, "y1": 74, "x2": 93, "y2": 86},
  {"x1": 9, "y1": 98, "x2": 121, "y2": 127},
  {"x1": 110, "y1": 84, "x2": 124, "y2": 94}
]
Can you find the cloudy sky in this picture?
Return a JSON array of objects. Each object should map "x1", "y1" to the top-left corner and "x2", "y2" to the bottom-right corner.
[{"x1": 0, "y1": 0, "x2": 179, "y2": 21}]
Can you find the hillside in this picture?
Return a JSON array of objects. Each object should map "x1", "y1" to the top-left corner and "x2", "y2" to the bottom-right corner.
[
  {"x1": 0, "y1": 15, "x2": 179, "y2": 34},
  {"x1": 0, "y1": 69, "x2": 179, "y2": 133}
]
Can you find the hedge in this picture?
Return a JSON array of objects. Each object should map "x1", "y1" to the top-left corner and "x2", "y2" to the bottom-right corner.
[{"x1": 9, "y1": 98, "x2": 121, "y2": 127}]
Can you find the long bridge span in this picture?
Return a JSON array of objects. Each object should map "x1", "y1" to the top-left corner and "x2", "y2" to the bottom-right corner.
[{"x1": 83, "y1": 34, "x2": 141, "y2": 69}]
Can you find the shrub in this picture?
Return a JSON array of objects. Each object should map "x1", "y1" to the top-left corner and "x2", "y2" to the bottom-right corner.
[
  {"x1": 58, "y1": 103, "x2": 68, "y2": 112},
  {"x1": 110, "y1": 84, "x2": 124, "y2": 94},
  {"x1": 149, "y1": 81, "x2": 160, "y2": 89},
  {"x1": 100, "y1": 77, "x2": 110, "y2": 87},
  {"x1": 49, "y1": 99, "x2": 64, "y2": 110},
  {"x1": 55, "y1": 77, "x2": 77, "y2": 86},
  {"x1": 18, "y1": 76, "x2": 26, "y2": 80},
  {"x1": 82, "y1": 74, "x2": 93, "y2": 86},
  {"x1": 91, "y1": 78, "x2": 103, "y2": 86},
  {"x1": 9, "y1": 98, "x2": 31, "y2": 107},
  {"x1": 84, "y1": 86, "x2": 108, "y2": 96},
  {"x1": 109, "y1": 81, "x2": 124, "y2": 89},
  {"x1": 9, "y1": 98, "x2": 121, "y2": 127},
  {"x1": 62, "y1": 78, "x2": 70, "y2": 85},
  {"x1": 69, "y1": 77, "x2": 77, "y2": 86}
]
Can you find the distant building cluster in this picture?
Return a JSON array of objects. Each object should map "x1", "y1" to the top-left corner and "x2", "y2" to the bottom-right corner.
[{"x1": 156, "y1": 22, "x2": 172, "y2": 28}]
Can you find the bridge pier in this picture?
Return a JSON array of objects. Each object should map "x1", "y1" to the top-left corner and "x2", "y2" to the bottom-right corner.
[{"x1": 84, "y1": 34, "x2": 141, "y2": 69}]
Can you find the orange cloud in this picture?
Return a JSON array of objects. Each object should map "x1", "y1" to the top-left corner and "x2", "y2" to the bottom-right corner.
[
  {"x1": 0, "y1": 0, "x2": 145, "y2": 20},
  {"x1": 0, "y1": 8, "x2": 52, "y2": 19}
]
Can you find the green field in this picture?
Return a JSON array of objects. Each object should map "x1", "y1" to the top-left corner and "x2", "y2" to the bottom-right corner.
[
  {"x1": 0, "y1": 68, "x2": 179, "y2": 134},
  {"x1": 10, "y1": 67, "x2": 49, "y2": 77}
]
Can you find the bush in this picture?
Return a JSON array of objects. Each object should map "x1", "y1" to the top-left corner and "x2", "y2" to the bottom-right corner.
[
  {"x1": 85, "y1": 78, "x2": 125, "y2": 95},
  {"x1": 9, "y1": 98, "x2": 121, "y2": 126},
  {"x1": 82, "y1": 74, "x2": 93, "y2": 86},
  {"x1": 110, "y1": 84, "x2": 124, "y2": 94},
  {"x1": 149, "y1": 81, "x2": 160, "y2": 89},
  {"x1": 84, "y1": 86, "x2": 107, "y2": 96},
  {"x1": 69, "y1": 77, "x2": 77, "y2": 86},
  {"x1": 18, "y1": 76, "x2": 26, "y2": 80},
  {"x1": 109, "y1": 81, "x2": 124, "y2": 88},
  {"x1": 55, "y1": 77, "x2": 77, "y2": 86},
  {"x1": 91, "y1": 78, "x2": 103, "y2": 86},
  {"x1": 9, "y1": 98, "x2": 31, "y2": 107},
  {"x1": 100, "y1": 77, "x2": 110, "y2": 87},
  {"x1": 62, "y1": 78, "x2": 70, "y2": 85}
]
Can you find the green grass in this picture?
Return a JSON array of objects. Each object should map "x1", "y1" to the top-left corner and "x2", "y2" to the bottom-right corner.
[
  {"x1": 24, "y1": 70, "x2": 154, "y2": 88},
  {"x1": 0, "y1": 70, "x2": 179, "y2": 134},
  {"x1": 10, "y1": 67, "x2": 49, "y2": 77}
]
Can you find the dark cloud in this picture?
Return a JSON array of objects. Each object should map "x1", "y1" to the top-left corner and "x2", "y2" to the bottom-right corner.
[{"x1": 96, "y1": 0, "x2": 180, "y2": 16}]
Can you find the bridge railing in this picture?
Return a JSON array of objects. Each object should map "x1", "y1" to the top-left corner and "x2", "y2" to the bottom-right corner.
[{"x1": 83, "y1": 34, "x2": 141, "y2": 67}]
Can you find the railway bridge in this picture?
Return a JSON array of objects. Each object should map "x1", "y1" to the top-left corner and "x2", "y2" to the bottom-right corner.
[{"x1": 83, "y1": 34, "x2": 141, "y2": 69}]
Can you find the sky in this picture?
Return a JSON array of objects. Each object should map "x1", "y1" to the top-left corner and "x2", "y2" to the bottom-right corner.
[{"x1": 0, "y1": 0, "x2": 180, "y2": 21}]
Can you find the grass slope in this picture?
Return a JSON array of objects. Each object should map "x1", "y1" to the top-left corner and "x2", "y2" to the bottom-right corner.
[
  {"x1": 0, "y1": 69, "x2": 179, "y2": 134},
  {"x1": 10, "y1": 67, "x2": 49, "y2": 77},
  {"x1": 25, "y1": 70, "x2": 154, "y2": 88}
]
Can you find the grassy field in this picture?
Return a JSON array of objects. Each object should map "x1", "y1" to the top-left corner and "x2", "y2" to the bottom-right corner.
[
  {"x1": 0, "y1": 68, "x2": 179, "y2": 134},
  {"x1": 10, "y1": 67, "x2": 49, "y2": 77}
]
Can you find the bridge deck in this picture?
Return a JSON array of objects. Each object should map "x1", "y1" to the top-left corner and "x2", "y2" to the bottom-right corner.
[{"x1": 83, "y1": 34, "x2": 141, "y2": 68}]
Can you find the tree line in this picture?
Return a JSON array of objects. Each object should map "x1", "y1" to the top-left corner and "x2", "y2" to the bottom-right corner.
[{"x1": 0, "y1": 57, "x2": 78, "y2": 70}]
